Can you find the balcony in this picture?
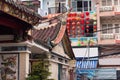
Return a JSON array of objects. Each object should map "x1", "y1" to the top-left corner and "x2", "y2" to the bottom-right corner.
[
  {"x1": 99, "y1": 6, "x2": 114, "y2": 16},
  {"x1": 71, "y1": 7, "x2": 95, "y2": 12},
  {"x1": 48, "y1": 7, "x2": 67, "y2": 14},
  {"x1": 100, "y1": 34, "x2": 114, "y2": 40},
  {"x1": 99, "y1": 33, "x2": 120, "y2": 44},
  {"x1": 99, "y1": 6, "x2": 120, "y2": 17},
  {"x1": 115, "y1": 33, "x2": 120, "y2": 43}
]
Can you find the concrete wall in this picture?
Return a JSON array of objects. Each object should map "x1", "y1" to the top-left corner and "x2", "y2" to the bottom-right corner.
[
  {"x1": 19, "y1": 52, "x2": 29, "y2": 80},
  {"x1": 40, "y1": 0, "x2": 55, "y2": 16},
  {"x1": 49, "y1": 61, "x2": 70, "y2": 80},
  {"x1": 99, "y1": 58, "x2": 120, "y2": 65},
  {"x1": 73, "y1": 47, "x2": 98, "y2": 57},
  {"x1": 49, "y1": 61, "x2": 58, "y2": 80}
]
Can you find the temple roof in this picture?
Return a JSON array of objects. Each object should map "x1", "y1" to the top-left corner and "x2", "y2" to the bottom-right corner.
[
  {"x1": 0, "y1": 0, "x2": 42, "y2": 25},
  {"x1": 32, "y1": 17, "x2": 75, "y2": 59},
  {"x1": 32, "y1": 22, "x2": 62, "y2": 48}
]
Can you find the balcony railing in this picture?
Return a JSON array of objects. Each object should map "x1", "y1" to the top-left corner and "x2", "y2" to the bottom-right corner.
[
  {"x1": 115, "y1": 34, "x2": 120, "y2": 40},
  {"x1": 71, "y1": 7, "x2": 96, "y2": 12},
  {"x1": 99, "y1": 6, "x2": 120, "y2": 13},
  {"x1": 48, "y1": 7, "x2": 67, "y2": 14},
  {"x1": 100, "y1": 6, "x2": 113, "y2": 12},
  {"x1": 100, "y1": 34, "x2": 114, "y2": 40},
  {"x1": 115, "y1": 33, "x2": 120, "y2": 43},
  {"x1": 100, "y1": 33, "x2": 120, "y2": 42}
]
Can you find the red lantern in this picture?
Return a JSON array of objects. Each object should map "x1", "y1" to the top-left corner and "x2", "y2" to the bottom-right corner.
[
  {"x1": 86, "y1": 21, "x2": 90, "y2": 24},
  {"x1": 72, "y1": 30, "x2": 76, "y2": 37},
  {"x1": 76, "y1": 17, "x2": 80, "y2": 21},
  {"x1": 68, "y1": 33, "x2": 70, "y2": 36},
  {"x1": 86, "y1": 29, "x2": 89, "y2": 33},
  {"x1": 72, "y1": 22, "x2": 76, "y2": 26},
  {"x1": 72, "y1": 17, "x2": 76, "y2": 21},
  {"x1": 94, "y1": 25, "x2": 97, "y2": 29},
  {"x1": 86, "y1": 25, "x2": 89, "y2": 28},
  {"x1": 67, "y1": 26, "x2": 70, "y2": 30},
  {"x1": 86, "y1": 17, "x2": 90, "y2": 21},
  {"x1": 67, "y1": 22, "x2": 70, "y2": 26},
  {"x1": 72, "y1": 26, "x2": 75, "y2": 30},
  {"x1": 77, "y1": 26, "x2": 81, "y2": 29},
  {"x1": 77, "y1": 21, "x2": 80, "y2": 25},
  {"x1": 94, "y1": 29, "x2": 97, "y2": 32},
  {"x1": 67, "y1": 18, "x2": 71, "y2": 22},
  {"x1": 67, "y1": 31, "x2": 70, "y2": 36},
  {"x1": 80, "y1": 13, "x2": 84, "y2": 18},
  {"x1": 86, "y1": 12, "x2": 89, "y2": 16},
  {"x1": 81, "y1": 19, "x2": 84, "y2": 24},
  {"x1": 77, "y1": 30, "x2": 80, "y2": 34},
  {"x1": 70, "y1": 13, "x2": 73, "y2": 17},
  {"x1": 73, "y1": 13, "x2": 77, "y2": 17},
  {"x1": 68, "y1": 13, "x2": 72, "y2": 17},
  {"x1": 82, "y1": 32, "x2": 84, "y2": 35},
  {"x1": 81, "y1": 26, "x2": 84, "y2": 30},
  {"x1": 67, "y1": 29, "x2": 70, "y2": 33}
]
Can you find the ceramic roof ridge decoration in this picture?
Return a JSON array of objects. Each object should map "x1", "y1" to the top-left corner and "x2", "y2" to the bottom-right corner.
[
  {"x1": 0, "y1": 0, "x2": 42, "y2": 25},
  {"x1": 35, "y1": 22, "x2": 58, "y2": 30},
  {"x1": 4, "y1": 0, "x2": 41, "y2": 17},
  {"x1": 32, "y1": 22, "x2": 62, "y2": 48},
  {"x1": 51, "y1": 25, "x2": 66, "y2": 44}
]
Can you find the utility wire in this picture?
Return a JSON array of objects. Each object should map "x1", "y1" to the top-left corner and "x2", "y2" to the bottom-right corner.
[{"x1": 94, "y1": 26, "x2": 120, "y2": 33}]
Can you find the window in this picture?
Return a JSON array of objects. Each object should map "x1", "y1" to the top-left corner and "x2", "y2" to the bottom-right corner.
[
  {"x1": 102, "y1": 24, "x2": 120, "y2": 34},
  {"x1": 77, "y1": 1, "x2": 82, "y2": 11},
  {"x1": 101, "y1": 24, "x2": 113, "y2": 34},
  {"x1": 119, "y1": 0, "x2": 120, "y2": 5},
  {"x1": 115, "y1": 24, "x2": 119, "y2": 33},
  {"x1": 114, "y1": 0, "x2": 118, "y2": 5},
  {"x1": 107, "y1": 0, "x2": 112, "y2": 6},
  {"x1": 84, "y1": 1, "x2": 88, "y2": 11},
  {"x1": 102, "y1": 24, "x2": 107, "y2": 34},
  {"x1": 72, "y1": 0, "x2": 92, "y2": 12},
  {"x1": 102, "y1": 0, "x2": 107, "y2": 6},
  {"x1": 108, "y1": 24, "x2": 113, "y2": 33},
  {"x1": 101, "y1": 0, "x2": 112, "y2": 6}
]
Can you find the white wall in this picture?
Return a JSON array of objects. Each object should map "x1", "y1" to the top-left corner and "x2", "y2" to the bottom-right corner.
[
  {"x1": 73, "y1": 47, "x2": 98, "y2": 57},
  {"x1": 99, "y1": 58, "x2": 120, "y2": 65},
  {"x1": 40, "y1": 0, "x2": 55, "y2": 16},
  {"x1": 49, "y1": 62, "x2": 58, "y2": 80}
]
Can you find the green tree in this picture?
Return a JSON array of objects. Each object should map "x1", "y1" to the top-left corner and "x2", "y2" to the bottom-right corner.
[{"x1": 26, "y1": 53, "x2": 54, "y2": 80}]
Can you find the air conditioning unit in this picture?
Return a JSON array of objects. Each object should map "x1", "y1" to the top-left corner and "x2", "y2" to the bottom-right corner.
[{"x1": 100, "y1": 6, "x2": 113, "y2": 12}]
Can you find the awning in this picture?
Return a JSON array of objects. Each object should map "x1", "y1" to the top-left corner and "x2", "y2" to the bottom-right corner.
[
  {"x1": 76, "y1": 60, "x2": 98, "y2": 79},
  {"x1": 76, "y1": 60, "x2": 98, "y2": 69}
]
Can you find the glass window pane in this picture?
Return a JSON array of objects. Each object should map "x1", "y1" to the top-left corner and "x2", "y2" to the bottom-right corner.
[
  {"x1": 115, "y1": 24, "x2": 119, "y2": 33},
  {"x1": 102, "y1": 24, "x2": 107, "y2": 34},
  {"x1": 84, "y1": 1, "x2": 88, "y2": 11},
  {"x1": 89, "y1": 1, "x2": 91, "y2": 11},
  {"x1": 102, "y1": 0, "x2": 106, "y2": 6},
  {"x1": 108, "y1": 24, "x2": 113, "y2": 33},
  {"x1": 72, "y1": 1, "x2": 77, "y2": 12},
  {"x1": 114, "y1": 0, "x2": 118, "y2": 5},
  {"x1": 77, "y1": 1, "x2": 82, "y2": 11},
  {"x1": 107, "y1": 0, "x2": 112, "y2": 6}
]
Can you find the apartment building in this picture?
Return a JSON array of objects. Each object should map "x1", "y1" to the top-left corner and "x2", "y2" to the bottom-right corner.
[
  {"x1": 96, "y1": 0, "x2": 120, "y2": 79},
  {"x1": 39, "y1": 0, "x2": 67, "y2": 16},
  {"x1": 65, "y1": 0, "x2": 99, "y2": 80}
]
